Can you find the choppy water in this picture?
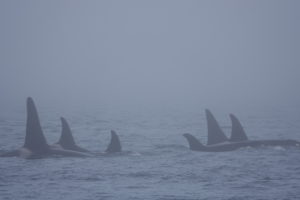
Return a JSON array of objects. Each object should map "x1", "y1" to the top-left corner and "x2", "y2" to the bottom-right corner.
[{"x1": 1, "y1": 106, "x2": 300, "y2": 200}]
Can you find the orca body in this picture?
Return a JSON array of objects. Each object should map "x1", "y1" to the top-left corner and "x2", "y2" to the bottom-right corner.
[
  {"x1": 105, "y1": 130, "x2": 122, "y2": 153},
  {"x1": 183, "y1": 133, "x2": 300, "y2": 152},
  {"x1": 205, "y1": 109, "x2": 248, "y2": 145},
  {"x1": 206, "y1": 109, "x2": 229, "y2": 145},
  {"x1": 53, "y1": 117, "x2": 122, "y2": 154},
  {"x1": 52, "y1": 117, "x2": 90, "y2": 153},
  {"x1": 183, "y1": 109, "x2": 300, "y2": 152},
  {"x1": 229, "y1": 113, "x2": 248, "y2": 142},
  {"x1": 0, "y1": 97, "x2": 91, "y2": 159}
]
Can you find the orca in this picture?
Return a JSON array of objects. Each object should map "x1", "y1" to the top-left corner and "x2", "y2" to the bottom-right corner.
[
  {"x1": 52, "y1": 117, "x2": 122, "y2": 154},
  {"x1": 205, "y1": 109, "x2": 228, "y2": 145},
  {"x1": 229, "y1": 113, "x2": 248, "y2": 142},
  {"x1": 105, "y1": 130, "x2": 122, "y2": 153},
  {"x1": 184, "y1": 111, "x2": 300, "y2": 152},
  {"x1": 0, "y1": 97, "x2": 91, "y2": 159},
  {"x1": 205, "y1": 109, "x2": 249, "y2": 145},
  {"x1": 183, "y1": 133, "x2": 300, "y2": 152},
  {"x1": 52, "y1": 117, "x2": 90, "y2": 153}
]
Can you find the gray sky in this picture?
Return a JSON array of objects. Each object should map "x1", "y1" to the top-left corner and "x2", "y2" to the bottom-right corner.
[{"x1": 0, "y1": 0, "x2": 299, "y2": 111}]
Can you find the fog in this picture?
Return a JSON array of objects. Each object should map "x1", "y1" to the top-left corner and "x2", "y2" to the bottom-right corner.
[{"x1": 1, "y1": 0, "x2": 300, "y2": 112}]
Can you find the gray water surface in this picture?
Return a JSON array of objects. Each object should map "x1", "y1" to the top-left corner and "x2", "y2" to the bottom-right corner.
[{"x1": 1, "y1": 107, "x2": 300, "y2": 200}]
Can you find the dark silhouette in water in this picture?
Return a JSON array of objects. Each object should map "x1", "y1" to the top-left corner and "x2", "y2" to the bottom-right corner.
[
  {"x1": 0, "y1": 98, "x2": 123, "y2": 159},
  {"x1": 0, "y1": 97, "x2": 91, "y2": 159},
  {"x1": 24, "y1": 97, "x2": 49, "y2": 155},
  {"x1": 229, "y1": 113, "x2": 248, "y2": 142},
  {"x1": 105, "y1": 130, "x2": 122, "y2": 153},
  {"x1": 53, "y1": 118, "x2": 122, "y2": 154},
  {"x1": 52, "y1": 117, "x2": 90, "y2": 153},
  {"x1": 183, "y1": 133, "x2": 300, "y2": 152},
  {"x1": 184, "y1": 110, "x2": 300, "y2": 152},
  {"x1": 206, "y1": 109, "x2": 229, "y2": 145},
  {"x1": 205, "y1": 109, "x2": 248, "y2": 145}
]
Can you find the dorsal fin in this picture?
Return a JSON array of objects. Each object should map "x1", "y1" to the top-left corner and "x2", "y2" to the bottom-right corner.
[
  {"x1": 58, "y1": 117, "x2": 77, "y2": 148},
  {"x1": 229, "y1": 114, "x2": 248, "y2": 142},
  {"x1": 183, "y1": 133, "x2": 205, "y2": 151},
  {"x1": 105, "y1": 130, "x2": 122, "y2": 153},
  {"x1": 23, "y1": 97, "x2": 49, "y2": 153},
  {"x1": 205, "y1": 109, "x2": 228, "y2": 145},
  {"x1": 57, "y1": 117, "x2": 90, "y2": 153}
]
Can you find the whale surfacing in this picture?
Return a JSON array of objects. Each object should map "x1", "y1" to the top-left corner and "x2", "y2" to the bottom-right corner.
[
  {"x1": 205, "y1": 109, "x2": 228, "y2": 145},
  {"x1": 183, "y1": 133, "x2": 300, "y2": 152},
  {"x1": 24, "y1": 97, "x2": 49, "y2": 156},
  {"x1": 54, "y1": 118, "x2": 123, "y2": 154},
  {"x1": 105, "y1": 130, "x2": 122, "y2": 153},
  {"x1": 1, "y1": 97, "x2": 91, "y2": 159},
  {"x1": 184, "y1": 110, "x2": 300, "y2": 152},
  {"x1": 205, "y1": 110, "x2": 248, "y2": 145},
  {"x1": 183, "y1": 133, "x2": 239, "y2": 152},
  {"x1": 53, "y1": 117, "x2": 90, "y2": 153},
  {"x1": 229, "y1": 114, "x2": 248, "y2": 142}
]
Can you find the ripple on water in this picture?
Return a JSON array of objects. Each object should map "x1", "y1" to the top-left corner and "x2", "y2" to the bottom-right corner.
[{"x1": 1, "y1": 108, "x2": 300, "y2": 200}]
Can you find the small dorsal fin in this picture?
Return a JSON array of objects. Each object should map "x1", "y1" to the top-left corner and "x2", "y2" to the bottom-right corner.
[
  {"x1": 205, "y1": 109, "x2": 228, "y2": 145},
  {"x1": 229, "y1": 114, "x2": 248, "y2": 142},
  {"x1": 183, "y1": 133, "x2": 205, "y2": 151},
  {"x1": 23, "y1": 97, "x2": 49, "y2": 153},
  {"x1": 58, "y1": 117, "x2": 77, "y2": 148},
  {"x1": 57, "y1": 117, "x2": 90, "y2": 153},
  {"x1": 105, "y1": 130, "x2": 122, "y2": 153}
]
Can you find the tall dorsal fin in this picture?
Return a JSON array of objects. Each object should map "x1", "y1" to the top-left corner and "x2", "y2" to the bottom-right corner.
[
  {"x1": 57, "y1": 117, "x2": 89, "y2": 153},
  {"x1": 205, "y1": 109, "x2": 228, "y2": 145},
  {"x1": 229, "y1": 114, "x2": 248, "y2": 142},
  {"x1": 58, "y1": 117, "x2": 77, "y2": 149},
  {"x1": 23, "y1": 97, "x2": 49, "y2": 153},
  {"x1": 183, "y1": 133, "x2": 205, "y2": 151},
  {"x1": 105, "y1": 130, "x2": 121, "y2": 153}
]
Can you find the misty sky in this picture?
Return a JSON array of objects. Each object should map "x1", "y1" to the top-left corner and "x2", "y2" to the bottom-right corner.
[{"x1": 0, "y1": 0, "x2": 299, "y2": 111}]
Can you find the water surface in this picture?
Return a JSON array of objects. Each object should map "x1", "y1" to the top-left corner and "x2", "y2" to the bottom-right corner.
[{"x1": 1, "y1": 106, "x2": 300, "y2": 200}]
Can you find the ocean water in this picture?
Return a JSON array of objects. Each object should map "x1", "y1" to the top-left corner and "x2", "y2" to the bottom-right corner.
[{"x1": 1, "y1": 105, "x2": 300, "y2": 200}]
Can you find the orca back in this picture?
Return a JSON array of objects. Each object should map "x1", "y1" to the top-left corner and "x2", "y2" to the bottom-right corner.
[
  {"x1": 58, "y1": 117, "x2": 77, "y2": 148},
  {"x1": 57, "y1": 117, "x2": 89, "y2": 153},
  {"x1": 229, "y1": 114, "x2": 248, "y2": 142},
  {"x1": 183, "y1": 133, "x2": 205, "y2": 151},
  {"x1": 23, "y1": 97, "x2": 49, "y2": 154},
  {"x1": 105, "y1": 130, "x2": 122, "y2": 153},
  {"x1": 205, "y1": 109, "x2": 228, "y2": 145}
]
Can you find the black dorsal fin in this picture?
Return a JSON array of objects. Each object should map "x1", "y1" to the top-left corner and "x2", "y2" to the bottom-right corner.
[
  {"x1": 23, "y1": 97, "x2": 49, "y2": 153},
  {"x1": 57, "y1": 117, "x2": 90, "y2": 153},
  {"x1": 105, "y1": 130, "x2": 122, "y2": 153},
  {"x1": 183, "y1": 133, "x2": 205, "y2": 151},
  {"x1": 205, "y1": 109, "x2": 228, "y2": 145},
  {"x1": 229, "y1": 114, "x2": 248, "y2": 142},
  {"x1": 58, "y1": 117, "x2": 77, "y2": 149}
]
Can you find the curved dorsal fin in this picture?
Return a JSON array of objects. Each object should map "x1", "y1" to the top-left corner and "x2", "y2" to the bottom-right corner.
[
  {"x1": 24, "y1": 97, "x2": 49, "y2": 153},
  {"x1": 58, "y1": 117, "x2": 77, "y2": 148},
  {"x1": 205, "y1": 109, "x2": 228, "y2": 145},
  {"x1": 57, "y1": 117, "x2": 90, "y2": 153},
  {"x1": 229, "y1": 114, "x2": 248, "y2": 142},
  {"x1": 183, "y1": 133, "x2": 205, "y2": 151},
  {"x1": 105, "y1": 130, "x2": 122, "y2": 153}
]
